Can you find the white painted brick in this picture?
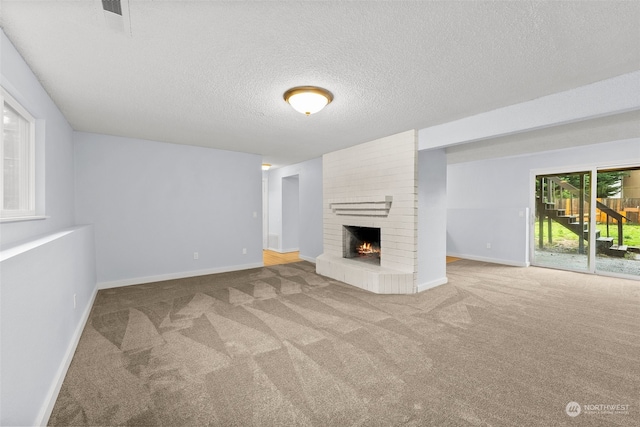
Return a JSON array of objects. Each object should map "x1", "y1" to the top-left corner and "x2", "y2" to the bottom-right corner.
[
  {"x1": 319, "y1": 131, "x2": 417, "y2": 294},
  {"x1": 395, "y1": 242, "x2": 418, "y2": 252},
  {"x1": 380, "y1": 276, "x2": 387, "y2": 293},
  {"x1": 386, "y1": 275, "x2": 394, "y2": 293},
  {"x1": 391, "y1": 276, "x2": 399, "y2": 293},
  {"x1": 389, "y1": 207, "x2": 417, "y2": 217},
  {"x1": 391, "y1": 274, "x2": 399, "y2": 291},
  {"x1": 397, "y1": 276, "x2": 407, "y2": 293},
  {"x1": 382, "y1": 234, "x2": 411, "y2": 244},
  {"x1": 382, "y1": 261, "x2": 404, "y2": 271}
]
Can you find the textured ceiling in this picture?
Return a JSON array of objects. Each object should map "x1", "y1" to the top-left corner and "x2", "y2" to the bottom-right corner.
[{"x1": 1, "y1": 1, "x2": 639, "y2": 167}]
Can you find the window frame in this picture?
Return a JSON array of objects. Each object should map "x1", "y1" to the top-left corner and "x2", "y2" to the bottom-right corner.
[{"x1": 1, "y1": 87, "x2": 37, "y2": 219}]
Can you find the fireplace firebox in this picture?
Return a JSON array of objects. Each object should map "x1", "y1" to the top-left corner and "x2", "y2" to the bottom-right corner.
[{"x1": 343, "y1": 226, "x2": 381, "y2": 265}]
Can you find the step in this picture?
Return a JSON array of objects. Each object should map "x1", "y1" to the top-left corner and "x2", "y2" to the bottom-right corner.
[
  {"x1": 596, "y1": 237, "x2": 614, "y2": 253},
  {"x1": 596, "y1": 237, "x2": 614, "y2": 244},
  {"x1": 607, "y1": 245, "x2": 628, "y2": 258},
  {"x1": 628, "y1": 246, "x2": 640, "y2": 254}
]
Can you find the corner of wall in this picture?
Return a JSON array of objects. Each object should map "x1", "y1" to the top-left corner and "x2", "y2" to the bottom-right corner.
[{"x1": 416, "y1": 276, "x2": 448, "y2": 293}]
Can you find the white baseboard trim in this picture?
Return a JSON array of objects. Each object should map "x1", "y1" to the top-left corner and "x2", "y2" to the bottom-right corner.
[
  {"x1": 447, "y1": 253, "x2": 529, "y2": 268},
  {"x1": 299, "y1": 254, "x2": 316, "y2": 264},
  {"x1": 98, "y1": 262, "x2": 264, "y2": 290},
  {"x1": 37, "y1": 284, "x2": 98, "y2": 426},
  {"x1": 416, "y1": 277, "x2": 448, "y2": 293}
]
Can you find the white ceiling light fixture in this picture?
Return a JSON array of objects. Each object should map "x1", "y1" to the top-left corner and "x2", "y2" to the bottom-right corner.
[
  {"x1": 283, "y1": 86, "x2": 333, "y2": 116},
  {"x1": 261, "y1": 163, "x2": 271, "y2": 170}
]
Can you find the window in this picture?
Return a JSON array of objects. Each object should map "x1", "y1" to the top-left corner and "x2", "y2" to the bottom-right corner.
[{"x1": 1, "y1": 88, "x2": 36, "y2": 219}]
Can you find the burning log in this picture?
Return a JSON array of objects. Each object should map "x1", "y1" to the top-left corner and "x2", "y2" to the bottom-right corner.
[{"x1": 357, "y1": 242, "x2": 380, "y2": 255}]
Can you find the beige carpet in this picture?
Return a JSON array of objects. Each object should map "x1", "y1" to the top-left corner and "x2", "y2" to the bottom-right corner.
[{"x1": 49, "y1": 260, "x2": 640, "y2": 426}]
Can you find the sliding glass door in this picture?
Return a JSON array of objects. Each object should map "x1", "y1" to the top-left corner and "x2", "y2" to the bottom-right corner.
[
  {"x1": 534, "y1": 172, "x2": 591, "y2": 272},
  {"x1": 533, "y1": 166, "x2": 640, "y2": 279},
  {"x1": 594, "y1": 167, "x2": 640, "y2": 278}
]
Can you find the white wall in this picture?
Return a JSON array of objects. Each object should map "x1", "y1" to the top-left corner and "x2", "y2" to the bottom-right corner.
[
  {"x1": 447, "y1": 208, "x2": 529, "y2": 266},
  {"x1": 447, "y1": 138, "x2": 640, "y2": 265},
  {"x1": 1, "y1": 227, "x2": 96, "y2": 426},
  {"x1": 267, "y1": 157, "x2": 323, "y2": 262},
  {"x1": 417, "y1": 148, "x2": 448, "y2": 290},
  {"x1": 0, "y1": 31, "x2": 97, "y2": 426},
  {"x1": 0, "y1": 30, "x2": 75, "y2": 246},
  {"x1": 74, "y1": 132, "x2": 263, "y2": 287},
  {"x1": 281, "y1": 175, "x2": 300, "y2": 252}
]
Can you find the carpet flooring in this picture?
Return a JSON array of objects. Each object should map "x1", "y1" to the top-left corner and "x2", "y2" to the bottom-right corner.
[{"x1": 49, "y1": 260, "x2": 640, "y2": 426}]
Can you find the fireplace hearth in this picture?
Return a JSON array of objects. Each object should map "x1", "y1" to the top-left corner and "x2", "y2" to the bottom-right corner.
[{"x1": 343, "y1": 226, "x2": 381, "y2": 265}]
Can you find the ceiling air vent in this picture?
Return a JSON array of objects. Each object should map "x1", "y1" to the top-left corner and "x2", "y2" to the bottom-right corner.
[
  {"x1": 99, "y1": 0, "x2": 130, "y2": 35},
  {"x1": 102, "y1": 0, "x2": 122, "y2": 16}
]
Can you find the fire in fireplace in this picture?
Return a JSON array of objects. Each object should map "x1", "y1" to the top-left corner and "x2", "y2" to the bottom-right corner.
[{"x1": 343, "y1": 226, "x2": 381, "y2": 265}]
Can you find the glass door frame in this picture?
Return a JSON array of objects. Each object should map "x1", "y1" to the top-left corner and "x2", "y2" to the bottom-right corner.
[{"x1": 529, "y1": 161, "x2": 639, "y2": 280}]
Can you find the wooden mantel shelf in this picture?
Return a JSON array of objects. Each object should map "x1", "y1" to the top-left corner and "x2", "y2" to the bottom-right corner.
[{"x1": 329, "y1": 196, "x2": 392, "y2": 217}]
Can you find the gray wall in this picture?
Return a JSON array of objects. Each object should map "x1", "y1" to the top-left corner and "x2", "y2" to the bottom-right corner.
[
  {"x1": 268, "y1": 157, "x2": 323, "y2": 262},
  {"x1": 417, "y1": 148, "x2": 448, "y2": 289},
  {"x1": 281, "y1": 175, "x2": 300, "y2": 252},
  {"x1": 74, "y1": 132, "x2": 263, "y2": 286},
  {"x1": 447, "y1": 138, "x2": 640, "y2": 265},
  {"x1": 0, "y1": 31, "x2": 96, "y2": 426}
]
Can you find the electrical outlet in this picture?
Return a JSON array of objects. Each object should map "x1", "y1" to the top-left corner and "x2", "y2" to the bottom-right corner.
[
  {"x1": 193, "y1": 252, "x2": 199, "y2": 260},
  {"x1": 486, "y1": 243, "x2": 491, "y2": 249},
  {"x1": 253, "y1": 211, "x2": 257, "y2": 218},
  {"x1": 242, "y1": 248, "x2": 247, "y2": 255},
  {"x1": 73, "y1": 293, "x2": 77, "y2": 309}
]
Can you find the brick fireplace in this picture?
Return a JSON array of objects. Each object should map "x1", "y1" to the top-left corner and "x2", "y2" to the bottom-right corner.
[{"x1": 316, "y1": 130, "x2": 417, "y2": 294}]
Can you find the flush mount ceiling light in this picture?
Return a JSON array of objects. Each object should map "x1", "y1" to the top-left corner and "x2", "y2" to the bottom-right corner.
[
  {"x1": 283, "y1": 86, "x2": 333, "y2": 116},
  {"x1": 261, "y1": 163, "x2": 271, "y2": 171}
]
